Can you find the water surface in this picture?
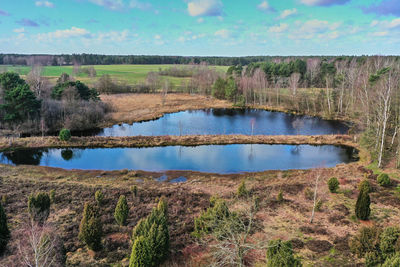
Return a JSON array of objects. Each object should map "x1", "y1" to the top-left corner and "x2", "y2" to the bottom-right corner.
[
  {"x1": 0, "y1": 144, "x2": 355, "y2": 173},
  {"x1": 93, "y1": 109, "x2": 348, "y2": 136}
]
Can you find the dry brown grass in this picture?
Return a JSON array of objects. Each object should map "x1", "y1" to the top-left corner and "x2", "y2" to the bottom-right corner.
[{"x1": 100, "y1": 93, "x2": 231, "y2": 126}]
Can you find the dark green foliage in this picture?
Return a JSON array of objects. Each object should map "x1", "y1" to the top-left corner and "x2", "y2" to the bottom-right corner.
[
  {"x1": 28, "y1": 192, "x2": 51, "y2": 222},
  {"x1": 0, "y1": 72, "x2": 25, "y2": 91},
  {"x1": 78, "y1": 202, "x2": 103, "y2": 251},
  {"x1": 130, "y1": 198, "x2": 169, "y2": 267},
  {"x1": 349, "y1": 226, "x2": 380, "y2": 258},
  {"x1": 359, "y1": 179, "x2": 372, "y2": 193},
  {"x1": 212, "y1": 77, "x2": 227, "y2": 99},
  {"x1": 327, "y1": 177, "x2": 339, "y2": 193},
  {"x1": 95, "y1": 190, "x2": 104, "y2": 205},
  {"x1": 355, "y1": 189, "x2": 370, "y2": 220},
  {"x1": 236, "y1": 180, "x2": 249, "y2": 198},
  {"x1": 131, "y1": 185, "x2": 138, "y2": 198},
  {"x1": 0, "y1": 202, "x2": 10, "y2": 254},
  {"x1": 51, "y1": 80, "x2": 99, "y2": 101},
  {"x1": 380, "y1": 227, "x2": 400, "y2": 259},
  {"x1": 266, "y1": 239, "x2": 301, "y2": 267},
  {"x1": 193, "y1": 197, "x2": 231, "y2": 238},
  {"x1": 49, "y1": 189, "x2": 56, "y2": 203},
  {"x1": 365, "y1": 251, "x2": 383, "y2": 267},
  {"x1": 277, "y1": 190, "x2": 284, "y2": 202},
  {"x1": 114, "y1": 195, "x2": 129, "y2": 226},
  {"x1": 59, "y1": 128, "x2": 71, "y2": 141},
  {"x1": 382, "y1": 253, "x2": 400, "y2": 267},
  {"x1": 377, "y1": 173, "x2": 391, "y2": 187},
  {"x1": 225, "y1": 77, "x2": 238, "y2": 101},
  {"x1": 0, "y1": 82, "x2": 41, "y2": 124}
]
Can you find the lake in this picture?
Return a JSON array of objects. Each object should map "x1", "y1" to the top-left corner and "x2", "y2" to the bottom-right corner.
[
  {"x1": 0, "y1": 144, "x2": 356, "y2": 173},
  {"x1": 90, "y1": 109, "x2": 349, "y2": 137}
]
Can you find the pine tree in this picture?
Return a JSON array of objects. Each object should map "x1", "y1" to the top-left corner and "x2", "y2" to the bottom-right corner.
[
  {"x1": 78, "y1": 202, "x2": 103, "y2": 251},
  {"x1": 114, "y1": 195, "x2": 129, "y2": 226},
  {"x1": 266, "y1": 239, "x2": 301, "y2": 267},
  {"x1": 355, "y1": 189, "x2": 371, "y2": 220},
  {"x1": 0, "y1": 202, "x2": 10, "y2": 254}
]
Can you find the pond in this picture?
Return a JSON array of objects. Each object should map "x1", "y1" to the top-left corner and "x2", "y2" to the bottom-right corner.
[
  {"x1": 0, "y1": 144, "x2": 356, "y2": 173},
  {"x1": 90, "y1": 109, "x2": 349, "y2": 137}
]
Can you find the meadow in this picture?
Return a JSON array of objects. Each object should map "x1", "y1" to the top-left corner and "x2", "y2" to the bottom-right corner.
[{"x1": 2, "y1": 64, "x2": 229, "y2": 88}]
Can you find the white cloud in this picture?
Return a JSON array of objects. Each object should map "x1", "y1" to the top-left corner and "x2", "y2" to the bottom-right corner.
[
  {"x1": 269, "y1": 23, "x2": 289, "y2": 33},
  {"x1": 214, "y1": 29, "x2": 230, "y2": 38},
  {"x1": 300, "y1": 0, "x2": 350, "y2": 6},
  {"x1": 188, "y1": 0, "x2": 223, "y2": 17},
  {"x1": 257, "y1": 1, "x2": 275, "y2": 11},
  {"x1": 97, "y1": 30, "x2": 129, "y2": 42},
  {"x1": 154, "y1": 34, "x2": 161, "y2": 40},
  {"x1": 37, "y1": 27, "x2": 90, "y2": 40},
  {"x1": 197, "y1": 17, "x2": 204, "y2": 23},
  {"x1": 89, "y1": 0, "x2": 124, "y2": 10},
  {"x1": 279, "y1": 8, "x2": 297, "y2": 19},
  {"x1": 371, "y1": 31, "x2": 388, "y2": 37},
  {"x1": 35, "y1": 1, "x2": 54, "y2": 8},
  {"x1": 290, "y1": 19, "x2": 341, "y2": 39},
  {"x1": 371, "y1": 18, "x2": 400, "y2": 29},
  {"x1": 129, "y1": 0, "x2": 152, "y2": 10},
  {"x1": 13, "y1": 28, "x2": 25, "y2": 33}
]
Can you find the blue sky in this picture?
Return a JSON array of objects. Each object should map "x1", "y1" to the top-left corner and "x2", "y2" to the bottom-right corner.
[{"x1": 0, "y1": 0, "x2": 399, "y2": 56}]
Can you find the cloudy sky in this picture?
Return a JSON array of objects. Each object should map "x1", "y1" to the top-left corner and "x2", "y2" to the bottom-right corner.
[{"x1": 0, "y1": 0, "x2": 399, "y2": 55}]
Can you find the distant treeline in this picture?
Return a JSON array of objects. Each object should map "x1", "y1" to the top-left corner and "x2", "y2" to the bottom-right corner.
[{"x1": 1, "y1": 53, "x2": 399, "y2": 66}]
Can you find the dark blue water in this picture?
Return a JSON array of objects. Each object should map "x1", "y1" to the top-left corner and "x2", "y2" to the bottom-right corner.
[
  {"x1": 94, "y1": 109, "x2": 348, "y2": 137},
  {"x1": 0, "y1": 144, "x2": 355, "y2": 173}
]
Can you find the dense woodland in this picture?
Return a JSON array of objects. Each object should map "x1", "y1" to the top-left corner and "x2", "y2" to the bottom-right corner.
[{"x1": 1, "y1": 53, "x2": 399, "y2": 67}]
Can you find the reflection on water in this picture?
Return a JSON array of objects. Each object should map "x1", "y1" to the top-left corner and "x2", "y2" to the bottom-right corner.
[
  {"x1": 91, "y1": 109, "x2": 349, "y2": 137},
  {"x1": 0, "y1": 145, "x2": 356, "y2": 173}
]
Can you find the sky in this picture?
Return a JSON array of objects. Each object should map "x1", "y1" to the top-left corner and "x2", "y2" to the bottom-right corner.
[{"x1": 0, "y1": 0, "x2": 399, "y2": 56}]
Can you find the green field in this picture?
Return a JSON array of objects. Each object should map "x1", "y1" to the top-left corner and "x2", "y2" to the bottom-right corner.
[{"x1": 3, "y1": 64, "x2": 229, "y2": 88}]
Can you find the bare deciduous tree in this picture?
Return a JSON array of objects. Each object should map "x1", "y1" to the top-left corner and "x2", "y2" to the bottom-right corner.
[{"x1": 16, "y1": 219, "x2": 63, "y2": 267}]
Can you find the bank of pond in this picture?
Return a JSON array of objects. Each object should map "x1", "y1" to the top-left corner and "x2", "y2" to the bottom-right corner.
[{"x1": 0, "y1": 144, "x2": 357, "y2": 173}]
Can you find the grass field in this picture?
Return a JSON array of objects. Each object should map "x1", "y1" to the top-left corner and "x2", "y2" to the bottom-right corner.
[{"x1": 3, "y1": 64, "x2": 229, "y2": 88}]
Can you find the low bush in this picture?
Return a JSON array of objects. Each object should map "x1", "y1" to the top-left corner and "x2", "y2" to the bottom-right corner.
[
  {"x1": 377, "y1": 173, "x2": 391, "y2": 187},
  {"x1": 237, "y1": 180, "x2": 249, "y2": 198},
  {"x1": 28, "y1": 192, "x2": 51, "y2": 222},
  {"x1": 328, "y1": 177, "x2": 339, "y2": 193},
  {"x1": 95, "y1": 190, "x2": 104, "y2": 205},
  {"x1": 277, "y1": 190, "x2": 284, "y2": 202},
  {"x1": 349, "y1": 226, "x2": 380, "y2": 258},
  {"x1": 59, "y1": 128, "x2": 71, "y2": 141},
  {"x1": 266, "y1": 239, "x2": 301, "y2": 267}
]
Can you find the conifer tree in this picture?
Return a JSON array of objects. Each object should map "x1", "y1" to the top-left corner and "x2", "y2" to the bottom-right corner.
[
  {"x1": 129, "y1": 236, "x2": 150, "y2": 267},
  {"x1": 114, "y1": 195, "x2": 129, "y2": 226},
  {"x1": 79, "y1": 202, "x2": 103, "y2": 251},
  {"x1": 28, "y1": 192, "x2": 51, "y2": 222},
  {"x1": 355, "y1": 189, "x2": 371, "y2": 220},
  {"x1": 0, "y1": 202, "x2": 9, "y2": 254}
]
